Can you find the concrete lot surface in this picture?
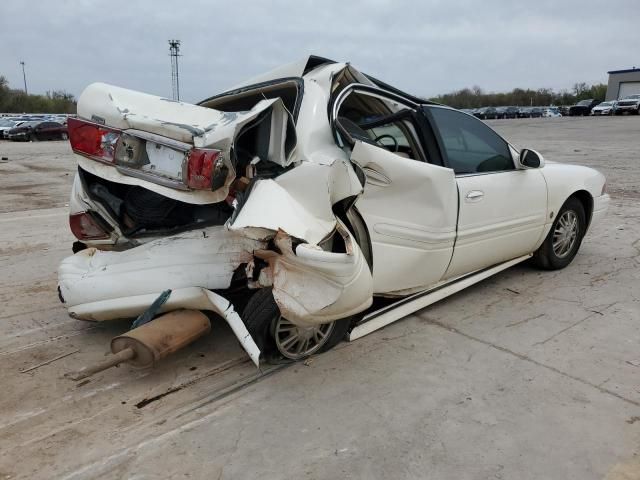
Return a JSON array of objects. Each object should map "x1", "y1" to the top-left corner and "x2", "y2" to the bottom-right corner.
[{"x1": 0, "y1": 116, "x2": 639, "y2": 479}]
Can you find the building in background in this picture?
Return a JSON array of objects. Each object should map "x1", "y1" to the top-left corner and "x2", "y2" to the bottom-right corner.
[{"x1": 606, "y1": 68, "x2": 640, "y2": 100}]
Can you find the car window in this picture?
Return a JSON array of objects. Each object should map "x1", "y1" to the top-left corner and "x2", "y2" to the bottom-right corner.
[
  {"x1": 426, "y1": 107, "x2": 514, "y2": 174},
  {"x1": 334, "y1": 89, "x2": 426, "y2": 162}
]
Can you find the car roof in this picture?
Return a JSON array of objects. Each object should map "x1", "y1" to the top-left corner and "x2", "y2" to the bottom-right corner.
[{"x1": 221, "y1": 55, "x2": 435, "y2": 107}]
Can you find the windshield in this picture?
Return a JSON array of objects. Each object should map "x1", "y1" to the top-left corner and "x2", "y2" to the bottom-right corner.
[
  {"x1": 0, "y1": 119, "x2": 15, "y2": 127},
  {"x1": 577, "y1": 100, "x2": 593, "y2": 106},
  {"x1": 599, "y1": 102, "x2": 613, "y2": 106},
  {"x1": 624, "y1": 94, "x2": 640, "y2": 100}
]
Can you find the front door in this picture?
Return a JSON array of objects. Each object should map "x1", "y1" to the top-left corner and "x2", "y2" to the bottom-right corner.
[{"x1": 424, "y1": 106, "x2": 547, "y2": 278}]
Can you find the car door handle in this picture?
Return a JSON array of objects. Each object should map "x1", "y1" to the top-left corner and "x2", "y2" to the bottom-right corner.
[{"x1": 465, "y1": 190, "x2": 484, "y2": 202}]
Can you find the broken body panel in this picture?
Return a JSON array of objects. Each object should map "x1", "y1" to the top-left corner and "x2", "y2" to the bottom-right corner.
[{"x1": 59, "y1": 61, "x2": 375, "y2": 363}]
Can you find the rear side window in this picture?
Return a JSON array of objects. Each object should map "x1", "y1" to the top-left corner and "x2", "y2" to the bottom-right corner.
[{"x1": 427, "y1": 107, "x2": 513, "y2": 174}]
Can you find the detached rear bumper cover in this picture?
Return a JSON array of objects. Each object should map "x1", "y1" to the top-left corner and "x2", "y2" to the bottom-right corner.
[{"x1": 58, "y1": 222, "x2": 373, "y2": 363}]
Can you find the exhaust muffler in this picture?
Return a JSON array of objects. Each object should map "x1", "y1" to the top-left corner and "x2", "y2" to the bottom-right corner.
[{"x1": 67, "y1": 309, "x2": 211, "y2": 381}]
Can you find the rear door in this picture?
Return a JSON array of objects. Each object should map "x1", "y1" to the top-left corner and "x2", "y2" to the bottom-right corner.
[{"x1": 332, "y1": 86, "x2": 458, "y2": 295}]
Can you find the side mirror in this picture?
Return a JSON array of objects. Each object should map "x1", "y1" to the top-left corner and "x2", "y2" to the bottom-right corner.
[{"x1": 519, "y1": 149, "x2": 544, "y2": 169}]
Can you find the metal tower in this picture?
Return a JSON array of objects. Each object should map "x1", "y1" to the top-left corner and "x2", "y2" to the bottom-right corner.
[{"x1": 169, "y1": 40, "x2": 181, "y2": 101}]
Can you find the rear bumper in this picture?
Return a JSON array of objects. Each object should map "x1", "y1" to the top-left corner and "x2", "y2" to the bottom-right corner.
[
  {"x1": 58, "y1": 218, "x2": 373, "y2": 321},
  {"x1": 58, "y1": 227, "x2": 264, "y2": 310}
]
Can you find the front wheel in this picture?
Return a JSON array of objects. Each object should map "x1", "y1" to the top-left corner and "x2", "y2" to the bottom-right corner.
[
  {"x1": 61, "y1": 132, "x2": 68, "y2": 140},
  {"x1": 531, "y1": 197, "x2": 586, "y2": 270},
  {"x1": 243, "y1": 288, "x2": 351, "y2": 363}
]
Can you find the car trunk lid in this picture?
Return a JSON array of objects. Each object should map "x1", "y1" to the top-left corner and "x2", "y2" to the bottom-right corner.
[{"x1": 74, "y1": 82, "x2": 297, "y2": 202}]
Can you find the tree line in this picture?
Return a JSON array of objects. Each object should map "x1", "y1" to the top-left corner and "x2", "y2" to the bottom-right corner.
[
  {"x1": 428, "y1": 82, "x2": 607, "y2": 109},
  {"x1": 0, "y1": 75, "x2": 76, "y2": 114},
  {"x1": 1, "y1": 72, "x2": 608, "y2": 113}
]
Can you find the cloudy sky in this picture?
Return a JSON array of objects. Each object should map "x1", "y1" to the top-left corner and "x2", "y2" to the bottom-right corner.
[{"x1": 1, "y1": 0, "x2": 638, "y2": 103}]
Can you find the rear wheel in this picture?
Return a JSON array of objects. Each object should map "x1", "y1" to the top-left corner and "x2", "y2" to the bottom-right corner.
[
  {"x1": 243, "y1": 288, "x2": 351, "y2": 363},
  {"x1": 61, "y1": 132, "x2": 68, "y2": 140},
  {"x1": 531, "y1": 197, "x2": 586, "y2": 270}
]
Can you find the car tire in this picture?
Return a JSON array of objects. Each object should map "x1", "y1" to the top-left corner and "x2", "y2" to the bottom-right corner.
[
  {"x1": 531, "y1": 197, "x2": 586, "y2": 270},
  {"x1": 61, "y1": 132, "x2": 68, "y2": 140},
  {"x1": 29, "y1": 133, "x2": 37, "y2": 142},
  {"x1": 243, "y1": 287, "x2": 351, "y2": 363}
]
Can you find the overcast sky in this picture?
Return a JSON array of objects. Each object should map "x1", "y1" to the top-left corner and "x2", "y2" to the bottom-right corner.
[{"x1": 1, "y1": 0, "x2": 638, "y2": 103}]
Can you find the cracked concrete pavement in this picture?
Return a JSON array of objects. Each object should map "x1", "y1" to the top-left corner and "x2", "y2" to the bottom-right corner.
[{"x1": 0, "y1": 116, "x2": 638, "y2": 479}]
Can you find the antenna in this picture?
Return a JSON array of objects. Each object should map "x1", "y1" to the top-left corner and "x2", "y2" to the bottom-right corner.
[{"x1": 168, "y1": 40, "x2": 181, "y2": 101}]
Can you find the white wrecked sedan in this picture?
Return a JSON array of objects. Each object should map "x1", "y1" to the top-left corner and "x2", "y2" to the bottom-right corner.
[{"x1": 58, "y1": 56, "x2": 609, "y2": 366}]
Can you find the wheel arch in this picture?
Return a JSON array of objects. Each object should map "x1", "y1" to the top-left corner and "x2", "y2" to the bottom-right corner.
[
  {"x1": 332, "y1": 197, "x2": 373, "y2": 272},
  {"x1": 569, "y1": 189, "x2": 594, "y2": 229}
]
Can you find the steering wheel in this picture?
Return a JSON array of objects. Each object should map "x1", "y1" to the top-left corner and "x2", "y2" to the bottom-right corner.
[{"x1": 374, "y1": 134, "x2": 399, "y2": 152}]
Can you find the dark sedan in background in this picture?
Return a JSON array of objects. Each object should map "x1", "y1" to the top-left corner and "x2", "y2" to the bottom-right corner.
[
  {"x1": 568, "y1": 99, "x2": 599, "y2": 116},
  {"x1": 504, "y1": 106, "x2": 519, "y2": 118},
  {"x1": 5, "y1": 120, "x2": 68, "y2": 141}
]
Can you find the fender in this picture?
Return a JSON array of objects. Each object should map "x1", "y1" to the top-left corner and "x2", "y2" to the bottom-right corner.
[{"x1": 539, "y1": 163, "x2": 606, "y2": 242}]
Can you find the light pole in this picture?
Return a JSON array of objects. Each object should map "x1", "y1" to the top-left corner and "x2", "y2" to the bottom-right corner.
[{"x1": 19, "y1": 61, "x2": 28, "y2": 95}]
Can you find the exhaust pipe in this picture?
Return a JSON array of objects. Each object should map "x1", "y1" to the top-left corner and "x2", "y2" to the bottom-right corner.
[{"x1": 67, "y1": 310, "x2": 211, "y2": 381}]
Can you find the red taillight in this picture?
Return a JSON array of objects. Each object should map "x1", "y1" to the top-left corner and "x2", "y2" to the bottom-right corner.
[
  {"x1": 69, "y1": 212, "x2": 110, "y2": 240},
  {"x1": 68, "y1": 118, "x2": 224, "y2": 191},
  {"x1": 187, "y1": 149, "x2": 221, "y2": 190},
  {"x1": 67, "y1": 117, "x2": 120, "y2": 162}
]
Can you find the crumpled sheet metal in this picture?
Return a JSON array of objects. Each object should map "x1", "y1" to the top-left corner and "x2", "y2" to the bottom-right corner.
[
  {"x1": 230, "y1": 178, "x2": 335, "y2": 246},
  {"x1": 230, "y1": 157, "x2": 363, "y2": 246},
  {"x1": 253, "y1": 224, "x2": 373, "y2": 327},
  {"x1": 58, "y1": 228, "x2": 265, "y2": 309},
  {"x1": 76, "y1": 83, "x2": 296, "y2": 167}
]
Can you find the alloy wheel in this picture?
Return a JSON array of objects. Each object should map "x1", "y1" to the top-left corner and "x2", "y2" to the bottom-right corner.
[
  {"x1": 273, "y1": 315, "x2": 335, "y2": 360},
  {"x1": 552, "y1": 210, "x2": 579, "y2": 258}
]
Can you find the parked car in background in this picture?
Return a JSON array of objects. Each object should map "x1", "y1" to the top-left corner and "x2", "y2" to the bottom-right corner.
[
  {"x1": 518, "y1": 107, "x2": 532, "y2": 118},
  {"x1": 543, "y1": 107, "x2": 562, "y2": 118},
  {"x1": 569, "y1": 99, "x2": 598, "y2": 116},
  {"x1": 530, "y1": 107, "x2": 543, "y2": 118},
  {"x1": 558, "y1": 106, "x2": 570, "y2": 116},
  {"x1": 0, "y1": 119, "x2": 18, "y2": 138},
  {"x1": 591, "y1": 101, "x2": 617, "y2": 116},
  {"x1": 472, "y1": 107, "x2": 486, "y2": 119},
  {"x1": 614, "y1": 95, "x2": 640, "y2": 115},
  {"x1": 481, "y1": 107, "x2": 499, "y2": 119},
  {"x1": 6, "y1": 120, "x2": 68, "y2": 141},
  {"x1": 504, "y1": 106, "x2": 519, "y2": 119},
  {"x1": 495, "y1": 107, "x2": 507, "y2": 119}
]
